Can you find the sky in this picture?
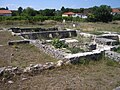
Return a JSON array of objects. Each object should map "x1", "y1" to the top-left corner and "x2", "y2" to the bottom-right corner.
[{"x1": 0, "y1": 0, "x2": 120, "y2": 10}]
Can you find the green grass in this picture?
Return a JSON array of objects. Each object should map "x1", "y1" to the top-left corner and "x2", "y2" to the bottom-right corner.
[
  {"x1": 65, "y1": 21, "x2": 120, "y2": 33},
  {"x1": 0, "y1": 31, "x2": 22, "y2": 45},
  {"x1": 106, "y1": 58, "x2": 120, "y2": 67},
  {"x1": 0, "y1": 44, "x2": 58, "y2": 68},
  {"x1": 0, "y1": 30, "x2": 58, "y2": 68}
]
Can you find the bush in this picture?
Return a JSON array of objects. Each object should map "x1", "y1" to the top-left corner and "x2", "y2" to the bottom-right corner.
[
  {"x1": 114, "y1": 47, "x2": 120, "y2": 53},
  {"x1": 51, "y1": 39, "x2": 68, "y2": 48},
  {"x1": 0, "y1": 16, "x2": 86, "y2": 22},
  {"x1": 113, "y1": 14, "x2": 120, "y2": 20}
]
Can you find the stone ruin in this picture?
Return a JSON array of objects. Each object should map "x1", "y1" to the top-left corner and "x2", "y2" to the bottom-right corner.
[
  {"x1": 8, "y1": 27, "x2": 120, "y2": 62},
  {"x1": 0, "y1": 27, "x2": 120, "y2": 81},
  {"x1": 9, "y1": 27, "x2": 106, "y2": 61}
]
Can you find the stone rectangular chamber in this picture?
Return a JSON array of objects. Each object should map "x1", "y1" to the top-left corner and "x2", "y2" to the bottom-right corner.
[{"x1": 21, "y1": 30, "x2": 77, "y2": 40}]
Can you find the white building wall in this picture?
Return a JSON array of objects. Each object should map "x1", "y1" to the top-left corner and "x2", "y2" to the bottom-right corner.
[
  {"x1": 0, "y1": 13, "x2": 12, "y2": 16},
  {"x1": 62, "y1": 14, "x2": 68, "y2": 17}
]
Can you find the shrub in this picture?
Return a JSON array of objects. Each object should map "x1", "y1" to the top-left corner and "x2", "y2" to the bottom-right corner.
[
  {"x1": 51, "y1": 39, "x2": 68, "y2": 48},
  {"x1": 114, "y1": 47, "x2": 120, "y2": 53}
]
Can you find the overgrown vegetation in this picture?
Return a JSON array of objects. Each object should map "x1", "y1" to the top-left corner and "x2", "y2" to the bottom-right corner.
[
  {"x1": 106, "y1": 57, "x2": 120, "y2": 67},
  {"x1": 51, "y1": 39, "x2": 68, "y2": 48},
  {"x1": 87, "y1": 5, "x2": 113, "y2": 22},
  {"x1": 114, "y1": 47, "x2": 120, "y2": 53},
  {"x1": 0, "y1": 16, "x2": 85, "y2": 22},
  {"x1": 67, "y1": 47, "x2": 84, "y2": 54}
]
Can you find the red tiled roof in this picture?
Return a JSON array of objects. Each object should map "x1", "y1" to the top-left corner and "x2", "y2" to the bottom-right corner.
[
  {"x1": 63, "y1": 12, "x2": 75, "y2": 15},
  {"x1": 0, "y1": 10, "x2": 12, "y2": 14},
  {"x1": 112, "y1": 9, "x2": 120, "y2": 13}
]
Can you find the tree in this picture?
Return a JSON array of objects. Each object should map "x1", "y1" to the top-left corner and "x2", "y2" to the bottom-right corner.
[
  {"x1": 6, "y1": 7, "x2": 9, "y2": 10},
  {"x1": 87, "y1": 13, "x2": 96, "y2": 22},
  {"x1": 61, "y1": 6, "x2": 65, "y2": 13},
  {"x1": 18, "y1": 7, "x2": 23, "y2": 15},
  {"x1": 22, "y1": 7, "x2": 37, "y2": 16},
  {"x1": 92, "y1": 5, "x2": 113, "y2": 22},
  {"x1": 42, "y1": 9, "x2": 56, "y2": 16},
  {"x1": 79, "y1": 8, "x2": 84, "y2": 13},
  {"x1": 0, "y1": 7, "x2": 6, "y2": 10}
]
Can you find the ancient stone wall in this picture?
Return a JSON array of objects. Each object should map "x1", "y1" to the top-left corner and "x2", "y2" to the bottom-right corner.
[
  {"x1": 30, "y1": 40, "x2": 67, "y2": 60},
  {"x1": 10, "y1": 27, "x2": 58, "y2": 33},
  {"x1": 21, "y1": 30, "x2": 77, "y2": 40},
  {"x1": 105, "y1": 51, "x2": 120, "y2": 62},
  {"x1": 8, "y1": 40, "x2": 30, "y2": 45}
]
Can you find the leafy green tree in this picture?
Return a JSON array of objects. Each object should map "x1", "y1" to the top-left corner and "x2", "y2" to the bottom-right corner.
[
  {"x1": 42, "y1": 9, "x2": 56, "y2": 16},
  {"x1": 0, "y1": 7, "x2": 6, "y2": 10},
  {"x1": 18, "y1": 7, "x2": 23, "y2": 15},
  {"x1": 92, "y1": 5, "x2": 113, "y2": 22},
  {"x1": 22, "y1": 7, "x2": 37, "y2": 16},
  {"x1": 79, "y1": 8, "x2": 84, "y2": 13},
  {"x1": 12, "y1": 11, "x2": 18, "y2": 16},
  {"x1": 6, "y1": 7, "x2": 9, "y2": 10},
  {"x1": 87, "y1": 13, "x2": 96, "y2": 22}
]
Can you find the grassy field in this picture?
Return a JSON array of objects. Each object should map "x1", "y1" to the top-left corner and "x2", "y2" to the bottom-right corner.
[
  {"x1": 0, "y1": 20, "x2": 120, "y2": 33},
  {"x1": 0, "y1": 44, "x2": 58, "y2": 68},
  {"x1": 0, "y1": 20, "x2": 56, "y2": 29},
  {"x1": 0, "y1": 31, "x2": 22, "y2": 45},
  {"x1": 0, "y1": 31, "x2": 58, "y2": 67},
  {"x1": 64, "y1": 21, "x2": 120, "y2": 33},
  {"x1": 0, "y1": 59, "x2": 120, "y2": 90}
]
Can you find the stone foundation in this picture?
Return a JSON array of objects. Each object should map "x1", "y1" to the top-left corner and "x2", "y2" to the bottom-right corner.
[{"x1": 105, "y1": 51, "x2": 120, "y2": 62}]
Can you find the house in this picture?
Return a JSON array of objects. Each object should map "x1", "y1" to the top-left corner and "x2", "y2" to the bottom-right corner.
[
  {"x1": 111, "y1": 8, "x2": 120, "y2": 15},
  {"x1": 72, "y1": 13, "x2": 87, "y2": 18},
  {"x1": 62, "y1": 12, "x2": 87, "y2": 18},
  {"x1": 0, "y1": 10, "x2": 12, "y2": 16},
  {"x1": 62, "y1": 12, "x2": 75, "y2": 17}
]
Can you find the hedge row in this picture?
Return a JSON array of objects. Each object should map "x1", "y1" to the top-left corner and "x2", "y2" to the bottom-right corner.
[{"x1": 0, "y1": 16, "x2": 85, "y2": 22}]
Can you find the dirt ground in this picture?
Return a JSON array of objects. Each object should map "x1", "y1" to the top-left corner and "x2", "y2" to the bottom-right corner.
[{"x1": 0, "y1": 59, "x2": 120, "y2": 90}]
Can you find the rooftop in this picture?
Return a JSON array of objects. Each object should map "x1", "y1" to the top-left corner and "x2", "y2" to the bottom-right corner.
[
  {"x1": 63, "y1": 12, "x2": 75, "y2": 15},
  {"x1": 112, "y1": 8, "x2": 120, "y2": 13},
  {"x1": 0, "y1": 10, "x2": 12, "y2": 14}
]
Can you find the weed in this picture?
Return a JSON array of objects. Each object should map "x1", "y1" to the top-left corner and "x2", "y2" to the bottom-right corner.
[{"x1": 106, "y1": 59, "x2": 119, "y2": 67}]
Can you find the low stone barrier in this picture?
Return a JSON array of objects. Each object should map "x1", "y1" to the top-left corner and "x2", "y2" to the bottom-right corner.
[
  {"x1": 8, "y1": 40, "x2": 30, "y2": 45},
  {"x1": 105, "y1": 51, "x2": 120, "y2": 62},
  {"x1": 31, "y1": 40, "x2": 105, "y2": 63},
  {"x1": 0, "y1": 60, "x2": 69, "y2": 79},
  {"x1": 30, "y1": 40, "x2": 67, "y2": 60},
  {"x1": 65, "y1": 50, "x2": 104, "y2": 63},
  {"x1": 10, "y1": 27, "x2": 58, "y2": 33}
]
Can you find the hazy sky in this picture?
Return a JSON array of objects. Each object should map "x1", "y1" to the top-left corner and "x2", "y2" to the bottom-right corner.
[{"x1": 0, "y1": 0, "x2": 120, "y2": 10}]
